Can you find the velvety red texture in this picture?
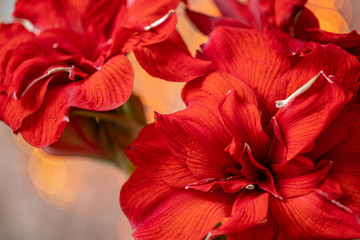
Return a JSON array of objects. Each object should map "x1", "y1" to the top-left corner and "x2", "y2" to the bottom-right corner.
[
  {"x1": 121, "y1": 27, "x2": 360, "y2": 239},
  {"x1": 185, "y1": 0, "x2": 360, "y2": 58},
  {"x1": 0, "y1": 0, "x2": 181, "y2": 147}
]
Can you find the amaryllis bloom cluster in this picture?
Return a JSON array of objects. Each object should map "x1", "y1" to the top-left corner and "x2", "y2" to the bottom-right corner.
[
  {"x1": 185, "y1": 0, "x2": 360, "y2": 58},
  {"x1": 120, "y1": 27, "x2": 360, "y2": 239},
  {"x1": 0, "y1": 0, "x2": 181, "y2": 148}
]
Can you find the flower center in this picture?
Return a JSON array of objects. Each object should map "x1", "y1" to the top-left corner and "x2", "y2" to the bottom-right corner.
[{"x1": 245, "y1": 183, "x2": 255, "y2": 190}]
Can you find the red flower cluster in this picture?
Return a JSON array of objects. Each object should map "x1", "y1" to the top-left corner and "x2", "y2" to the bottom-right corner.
[
  {"x1": 121, "y1": 22, "x2": 360, "y2": 240},
  {"x1": 185, "y1": 0, "x2": 360, "y2": 58},
  {"x1": 1, "y1": 0, "x2": 360, "y2": 239},
  {"x1": 0, "y1": 0, "x2": 180, "y2": 147}
]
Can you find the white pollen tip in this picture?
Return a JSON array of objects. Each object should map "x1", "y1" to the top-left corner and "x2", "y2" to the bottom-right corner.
[
  {"x1": 245, "y1": 183, "x2": 255, "y2": 190},
  {"x1": 17, "y1": 18, "x2": 41, "y2": 35},
  {"x1": 13, "y1": 92, "x2": 18, "y2": 100},
  {"x1": 63, "y1": 116, "x2": 70, "y2": 123},
  {"x1": 144, "y1": 10, "x2": 175, "y2": 31},
  {"x1": 52, "y1": 43, "x2": 58, "y2": 49},
  {"x1": 18, "y1": 66, "x2": 73, "y2": 98},
  {"x1": 185, "y1": 186, "x2": 189, "y2": 190},
  {"x1": 275, "y1": 100, "x2": 287, "y2": 108},
  {"x1": 204, "y1": 232, "x2": 212, "y2": 240}
]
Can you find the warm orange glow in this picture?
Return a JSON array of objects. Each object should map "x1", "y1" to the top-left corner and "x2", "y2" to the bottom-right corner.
[
  {"x1": 309, "y1": 0, "x2": 337, "y2": 8},
  {"x1": 187, "y1": 0, "x2": 220, "y2": 16},
  {"x1": 28, "y1": 149, "x2": 79, "y2": 209},
  {"x1": 28, "y1": 151, "x2": 68, "y2": 195},
  {"x1": 176, "y1": 4, "x2": 209, "y2": 56},
  {"x1": 307, "y1": 0, "x2": 351, "y2": 33},
  {"x1": 129, "y1": 51, "x2": 186, "y2": 122}
]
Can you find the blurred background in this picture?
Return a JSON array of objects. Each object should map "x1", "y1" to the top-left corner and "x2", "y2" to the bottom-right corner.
[{"x1": 0, "y1": 0, "x2": 359, "y2": 239}]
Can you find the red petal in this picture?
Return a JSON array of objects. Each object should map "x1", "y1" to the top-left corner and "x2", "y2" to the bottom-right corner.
[
  {"x1": 306, "y1": 112, "x2": 349, "y2": 160},
  {"x1": 132, "y1": 191, "x2": 235, "y2": 240},
  {"x1": 19, "y1": 55, "x2": 133, "y2": 147},
  {"x1": 186, "y1": 176, "x2": 249, "y2": 193},
  {"x1": 110, "y1": 0, "x2": 184, "y2": 55},
  {"x1": 0, "y1": 23, "x2": 33, "y2": 48},
  {"x1": 154, "y1": 100, "x2": 236, "y2": 180},
  {"x1": 209, "y1": 191, "x2": 269, "y2": 238},
  {"x1": 200, "y1": 27, "x2": 292, "y2": 124},
  {"x1": 5, "y1": 52, "x2": 74, "y2": 99},
  {"x1": 123, "y1": 121, "x2": 231, "y2": 233},
  {"x1": 285, "y1": 43, "x2": 360, "y2": 94},
  {"x1": 0, "y1": 76, "x2": 51, "y2": 132},
  {"x1": 275, "y1": 72, "x2": 353, "y2": 160},
  {"x1": 273, "y1": 0, "x2": 306, "y2": 31},
  {"x1": 120, "y1": 168, "x2": 176, "y2": 230},
  {"x1": 226, "y1": 212, "x2": 280, "y2": 240},
  {"x1": 213, "y1": 0, "x2": 256, "y2": 27},
  {"x1": 126, "y1": 123, "x2": 197, "y2": 189},
  {"x1": 264, "y1": 117, "x2": 287, "y2": 165},
  {"x1": 324, "y1": 107, "x2": 360, "y2": 213},
  {"x1": 0, "y1": 23, "x2": 34, "y2": 89},
  {"x1": 328, "y1": 154, "x2": 360, "y2": 214},
  {"x1": 261, "y1": 29, "x2": 317, "y2": 57},
  {"x1": 0, "y1": 27, "x2": 96, "y2": 133},
  {"x1": 318, "y1": 177, "x2": 345, "y2": 203},
  {"x1": 200, "y1": 27, "x2": 360, "y2": 124},
  {"x1": 239, "y1": 145, "x2": 280, "y2": 198},
  {"x1": 293, "y1": 7, "x2": 319, "y2": 33},
  {"x1": 125, "y1": 0, "x2": 180, "y2": 26},
  {"x1": 14, "y1": 0, "x2": 91, "y2": 31},
  {"x1": 69, "y1": 56, "x2": 133, "y2": 110},
  {"x1": 2, "y1": 29, "x2": 86, "y2": 97},
  {"x1": 13, "y1": 0, "x2": 124, "y2": 34},
  {"x1": 270, "y1": 191, "x2": 360, "y2": 239},
  {"x1": 185, "y1": 8, "x2": 250, "y2": 35},
  {"x1": 272, "y1": 157, "x2": 332, "y2": 198},
  {"x1": 182, "y1": 70, "x2": 257, "y2": 106},
  {"x1": 132, "y1": 30, "x2": 213, "y2": 82},
  {"x1": 219, "y1": 90, "x2": 269, "y2": 160},
  {"x1": 112, "y1": 10, "x2": 178, "y2": 54},
  {"x1": 297, "y1": 27, "x2": 360, "y2": 57}
]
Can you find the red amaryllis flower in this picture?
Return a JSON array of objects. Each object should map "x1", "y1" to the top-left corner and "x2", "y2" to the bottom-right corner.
[
  {"x1": 0, "y1": 0, "x2": 181, "y2": 147},
  {"x1": 120, "y1": 27, "x2": 360, "y2": 239},
  {"x1": 185, "y1": 0, "x2": 360, "y2": 58}
]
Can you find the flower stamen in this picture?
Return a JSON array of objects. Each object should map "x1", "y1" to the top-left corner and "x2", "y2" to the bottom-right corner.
[
  {"x1": 275, "y1": 71, "x2": 332, "y2": 108},
  {"x1": 245, "y1": 183, "x2": 255, "y2": 190},
  {"x1": 144, "y1": 10, "x2": 175, "y2": 31},
  {"x1": 14, "y1": 66, "x2": 74, "y2": 99}
]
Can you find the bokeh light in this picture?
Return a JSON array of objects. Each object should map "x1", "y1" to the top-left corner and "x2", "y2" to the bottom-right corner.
[
  {"x1": 28, "y1": 149, "x2": 80, "y2": 210},
  {"x1": 307, "y1": 0, "x2": 352, "y2": 33}
]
